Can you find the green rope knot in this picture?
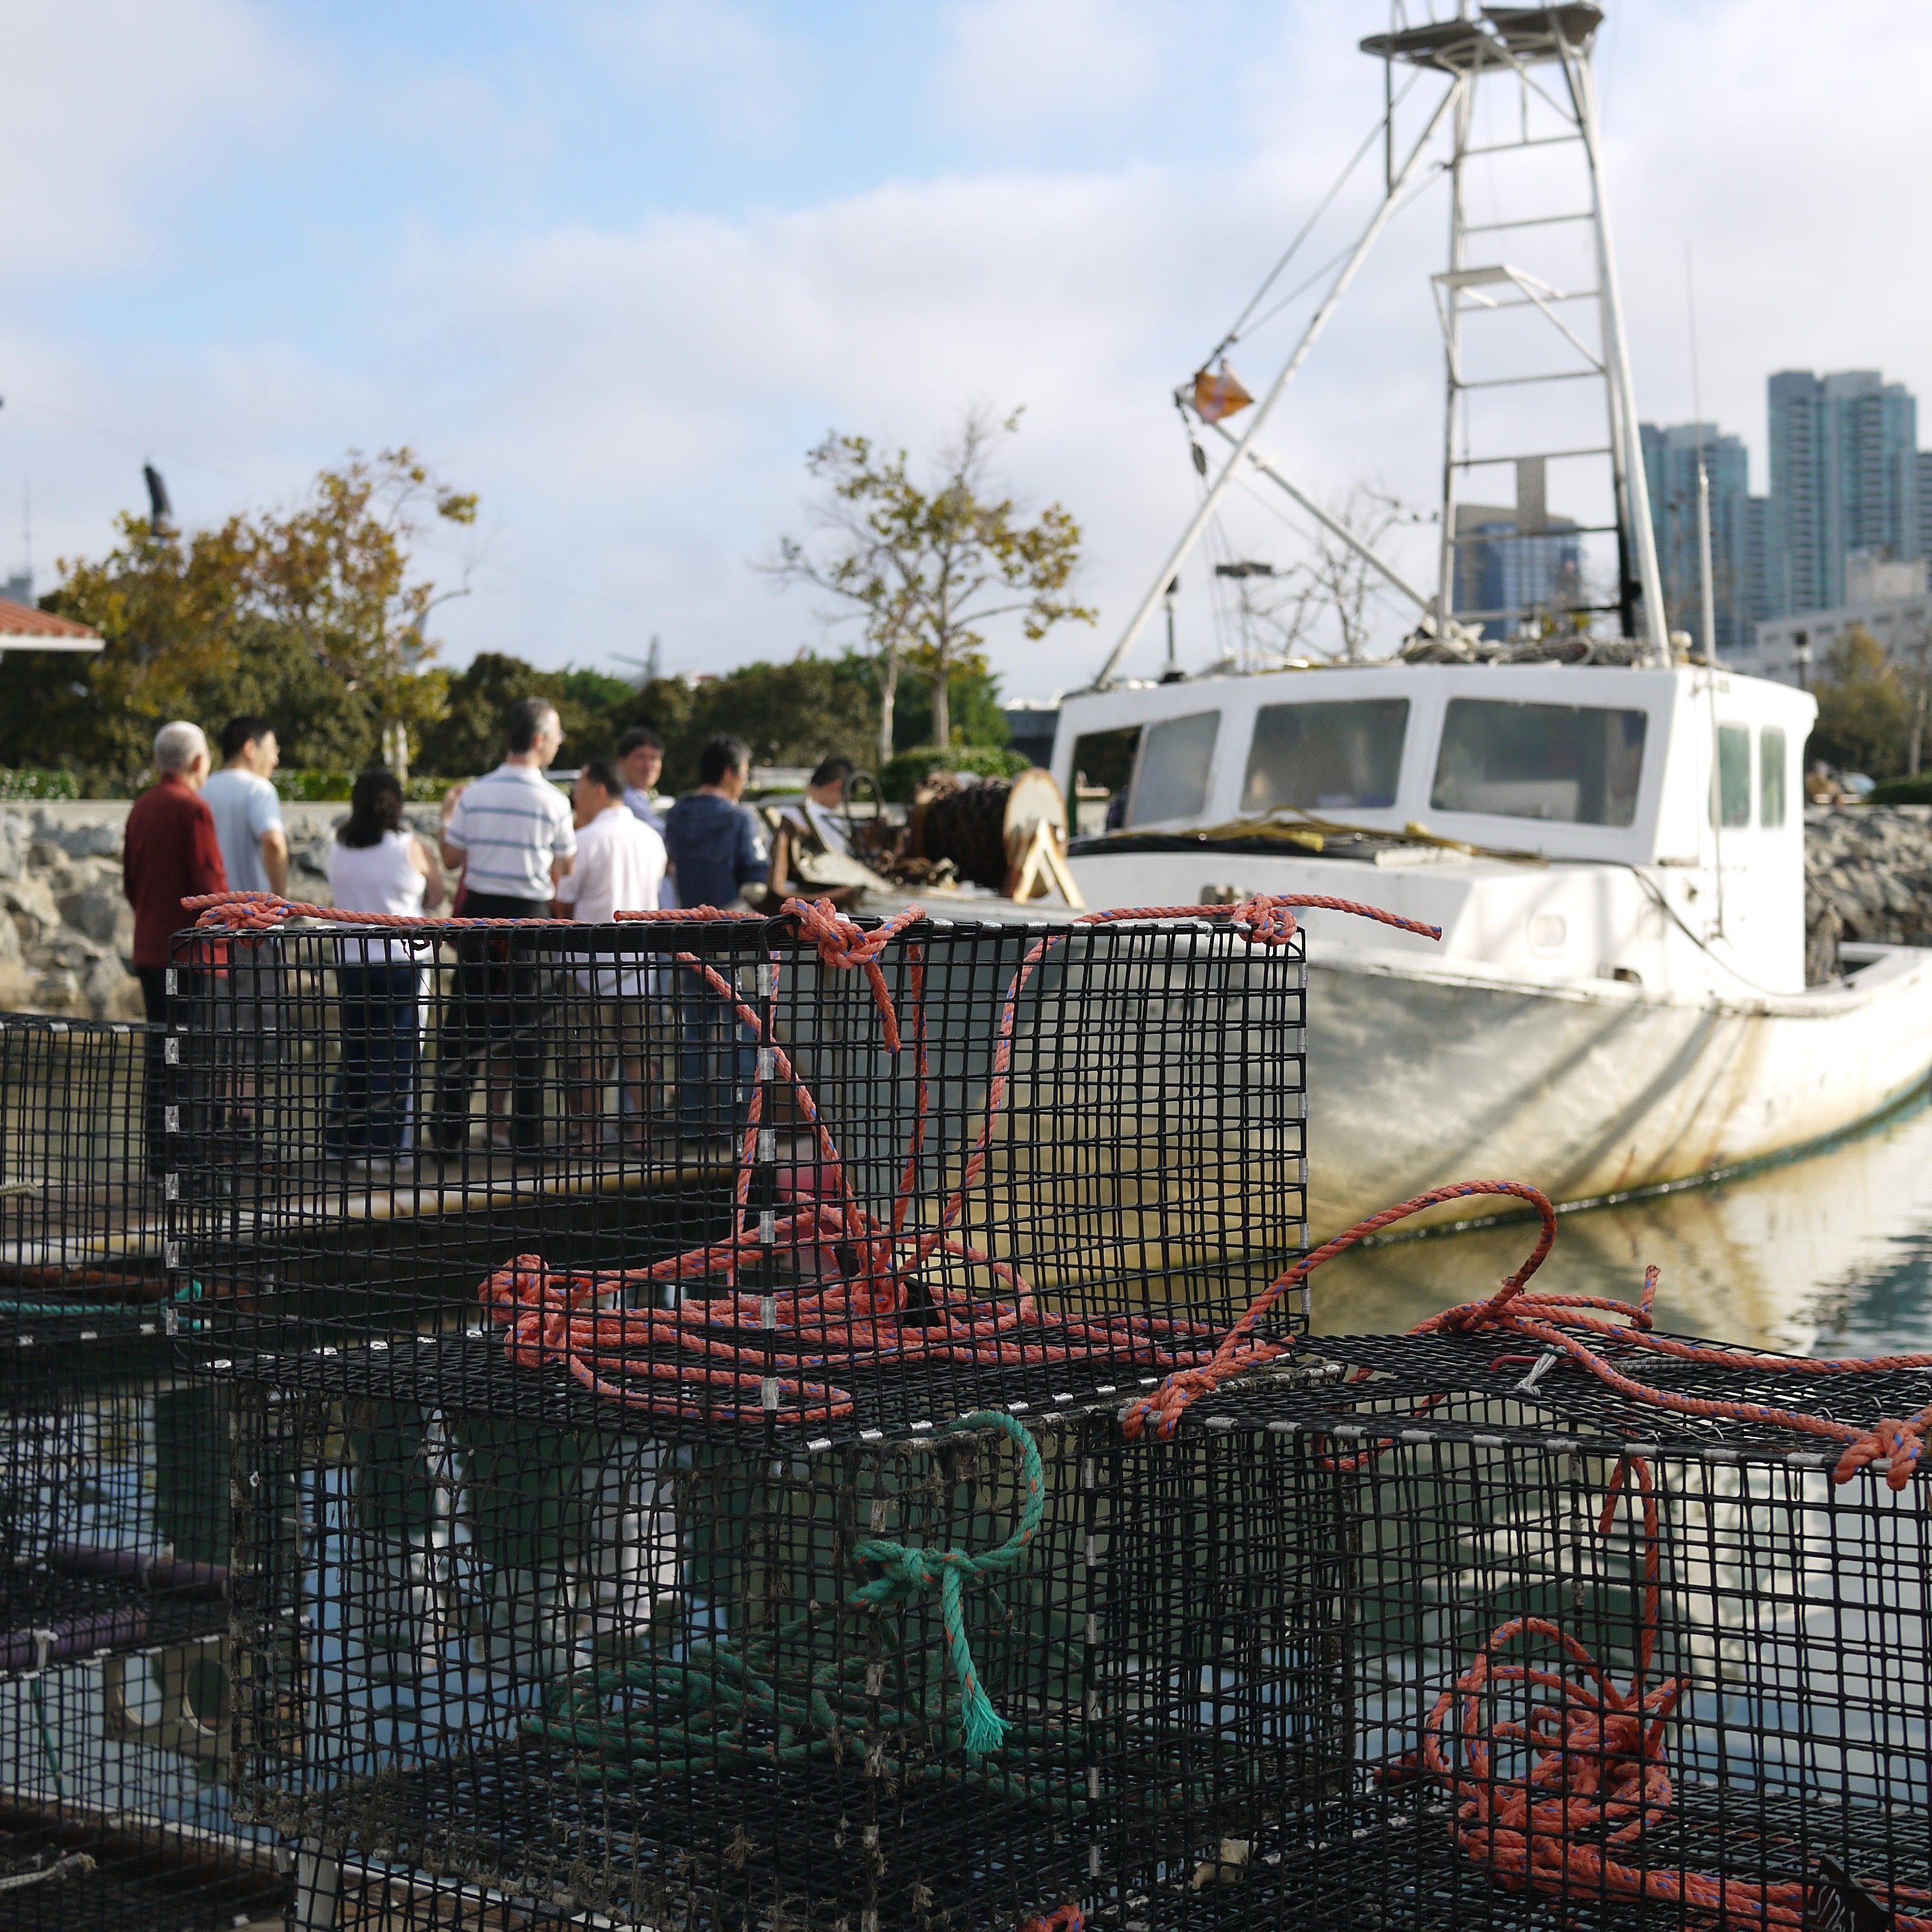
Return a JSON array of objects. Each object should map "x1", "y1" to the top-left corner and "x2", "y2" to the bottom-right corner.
[{"x1": 849, "y1": 1409, "x2": 1044, "y2": 1756}]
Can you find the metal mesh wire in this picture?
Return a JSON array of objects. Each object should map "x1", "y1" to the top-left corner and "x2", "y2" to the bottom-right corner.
[
  {"x1": 167, "y1": 915, "x2": 1310, "y2": 1429},
  {"x1": 228, "y1": 1361, "x2": 1351, "y2": 1932},
  {"x1": 1118, "y1": 1343, "x2": 1932, "y2": 1932},
  {"x1": 0, "y1": 1323, "x2": 282, "y2": 1929},
  {"x1": 1, "y1": 1016, "x2": 167, "y2": 1312}
]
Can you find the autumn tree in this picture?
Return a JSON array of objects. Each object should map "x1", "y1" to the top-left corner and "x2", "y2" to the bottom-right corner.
[
  {"x1": 8, "y1": 449, "x2": 475, "y2": 785},
  {"x1": 240, "y1": 449, "x2": 478, "y2": 760},
  {"x1": 768, "y1": 407, "x2": 1093, "y2": 761}
]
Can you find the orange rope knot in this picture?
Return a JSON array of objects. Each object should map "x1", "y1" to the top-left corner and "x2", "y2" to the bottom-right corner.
[
  {"x1": 1421, "y1": 1457, "x2": 1932, "y2": 1932},
  {"x1": 1020, "y1": 1907, "x2": 1082, "y2": 1932},
  {"x1": 1834, "y1": 1416, "x2": 1929, "y2": 1491}
]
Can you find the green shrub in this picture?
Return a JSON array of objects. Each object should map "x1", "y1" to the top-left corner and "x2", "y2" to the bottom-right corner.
[
  {"x1": 272, "y1": 770, "x2": 354, "y2": 803},
  {"x1": 1867, "y1": 771, "x2": 1932, "y2": 806},
  {"x1": 274, "y1": 769, "x2": 474, "y2": 805},
  {"x1": 0, "y1": 767, "x2": 80, "y2": 801},
  {"x1": 879, "y1": 745, "x2": 1031, "y2": 802}
]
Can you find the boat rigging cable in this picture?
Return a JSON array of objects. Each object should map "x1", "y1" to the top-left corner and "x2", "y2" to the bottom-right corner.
[{"x1": 1204, "y1": 64, "x2": 1424, "y2": 365}]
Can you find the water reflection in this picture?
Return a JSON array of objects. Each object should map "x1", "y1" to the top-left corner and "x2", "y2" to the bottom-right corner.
[{"x1": 1313, "y1": 1082, "x2": 1932, "y2": 1354}]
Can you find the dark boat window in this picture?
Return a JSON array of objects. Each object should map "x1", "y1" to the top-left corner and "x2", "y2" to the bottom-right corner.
[
  {"x1": 1127, "y1": 710, "x2": 1220, "y2": 827},
  {"x1": 1070, "y1": 726, "x2": 1142, "y2": 834},
  {"x1": 1242, "y1": 698, "x2": 1410, "y2": 814},
  {"x1": 1431, "y1": 699, "x2": 1648, "y2": 826}
]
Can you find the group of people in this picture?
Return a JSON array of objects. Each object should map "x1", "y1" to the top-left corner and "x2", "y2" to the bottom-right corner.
[{"x1": 121, "y1": 697, "x2": 854, "y2": 1169}]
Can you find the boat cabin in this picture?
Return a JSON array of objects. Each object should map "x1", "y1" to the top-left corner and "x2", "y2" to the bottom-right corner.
[{"x1": 1052, "y1": 662, "x2": 1819, "y2": 997}]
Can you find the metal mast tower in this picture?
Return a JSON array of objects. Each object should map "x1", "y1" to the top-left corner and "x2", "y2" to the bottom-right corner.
[{"x1": 1096, "y1": 3, "x2": 1669, "y2": 684}]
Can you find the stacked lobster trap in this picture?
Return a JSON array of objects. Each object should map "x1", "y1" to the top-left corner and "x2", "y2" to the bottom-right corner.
[
  {"x1": 0, "y1": 1014, "x2": 285, "y2": 1927},
  {"x1": 175, "y1": 899, "x2": 1338, "y2": 1930},
  {"x1": 1124, "y1": 1319, "x2": 1932, "y2": 1932}
]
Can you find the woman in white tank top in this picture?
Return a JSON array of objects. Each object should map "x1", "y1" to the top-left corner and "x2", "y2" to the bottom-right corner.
[{"x1": 325, "y1": 770, "x2": 444, "y2": 1162}]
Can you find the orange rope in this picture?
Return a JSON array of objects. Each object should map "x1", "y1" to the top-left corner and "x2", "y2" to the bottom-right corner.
[{"x1": 1424, "y1": 1457, "x2": 1932, "y2": 1931}]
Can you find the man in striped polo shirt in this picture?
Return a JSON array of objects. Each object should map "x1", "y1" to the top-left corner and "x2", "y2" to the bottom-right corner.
[{"x1": 431, "y1": 697, "x2": 577, "y2": 1155}]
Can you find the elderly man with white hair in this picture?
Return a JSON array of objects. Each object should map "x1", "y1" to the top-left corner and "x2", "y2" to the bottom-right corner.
[{"x1": 123, "y1": 721, "x2": 228, "y2": 1171}]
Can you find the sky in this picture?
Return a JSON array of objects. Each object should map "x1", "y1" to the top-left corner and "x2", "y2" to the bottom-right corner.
[{"x1": 3, "y1": 0, "x2": 1930, "y2": 697}]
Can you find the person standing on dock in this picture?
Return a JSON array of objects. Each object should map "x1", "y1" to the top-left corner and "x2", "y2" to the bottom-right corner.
[
  {"x1": 199, "y1": 716, "x2": 289, "y2": 896},
  {"x1": 616, "y1": 724, "x2": 676, "y2": 907},
  {"x1": 663, "y1": 736, "x2": 768, "y2": 1131},
  {"x1": 123, "y1": 721, "x2": 227, "y2": 1175},
  {"x1": 325, "y1": 767, "x2": 446, "y2": 1167},
  {"x1": 199, "y1": 716, "x2": 291, "y2": 1115},
  {"x1": 431, "y1": 698, "x2": 576, "y2": 1156},
  {"x1": 556, "y1": 757, "x2": 667, "y2": 1149}
]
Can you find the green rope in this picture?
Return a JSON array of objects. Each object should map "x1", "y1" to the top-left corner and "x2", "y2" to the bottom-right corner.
[
  {"x1": 849, "y1": 1410, "x2": 1043, "y2": 1755},
  {"x1": 30, "y1": 1676, "x2": 65, "y2": 1801},
  {"x1": 526, "y1": 1410, "x2": 1051, "y2": 1779}
]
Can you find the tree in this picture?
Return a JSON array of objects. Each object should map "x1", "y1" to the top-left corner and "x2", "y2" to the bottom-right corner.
[
  {"x1": 12, "y1": 448, "x2": 477, "y2": 785},
  {"x1": 768, "y1": 406, "x2": 1093, "y2": 759},
  {"x1": 1812, "y1": 625, "x2": 1907, "y2": 777},
  {"x1": 1228, "y1": 486, "x2": 1422, "y2": 665},
  {"x1": 236, "y1": 449, "x2": 478, "y2": 761},
  {"x1": 615, "y1": 657, "x2": 879, "y2": 791}
]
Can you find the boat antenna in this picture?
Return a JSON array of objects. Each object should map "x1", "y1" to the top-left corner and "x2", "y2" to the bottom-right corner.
[
  {"x1": 1687, "y1": 245, "x2": 1716, "y2": 664},
  {"x1": 1687, "y1": 240, "x2": 1725, "y2": 940}
]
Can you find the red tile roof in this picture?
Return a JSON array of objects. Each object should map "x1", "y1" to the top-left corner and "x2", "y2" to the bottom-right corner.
[{"x1": 0, "y1": 595, "x2": 99, "y2": 641}]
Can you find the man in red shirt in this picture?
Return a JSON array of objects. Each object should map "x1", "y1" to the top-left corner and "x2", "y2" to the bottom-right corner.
[{"x1": 123, "y1": 721, "x2": 227, "y2": 1171}]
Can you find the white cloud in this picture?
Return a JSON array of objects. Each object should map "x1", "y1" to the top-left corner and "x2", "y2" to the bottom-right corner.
[
  {"x1": 576, "y1": 0, "x2": 802, "y2": 143},
  {"x1": 0, "y1": 0, "x2": 300, "y2": 276},
  {"x1": 940, "y1": 0, "x2": 1165, "y2": 133},
  {"x1": 11, "y1": 0, "x2": 1932, "y2": 694}
]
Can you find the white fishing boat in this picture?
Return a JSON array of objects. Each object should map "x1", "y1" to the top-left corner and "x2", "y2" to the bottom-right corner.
[{"x1": 1047, "y1": 3, "x2": 1932, "y2": 1237}]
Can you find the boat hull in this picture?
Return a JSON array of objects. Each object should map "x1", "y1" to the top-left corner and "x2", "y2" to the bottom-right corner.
[{"x1": 1306, "y1": 941, "x2": 1932, "y2": 1236}]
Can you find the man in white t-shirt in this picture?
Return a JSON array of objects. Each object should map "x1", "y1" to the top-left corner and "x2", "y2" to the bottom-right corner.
[
  {"x1": 200, "y1": 716, "x2": 289, "y2": 894},
  {"x1": 431, "y1": 697, "x2": 578, "y2": 1156},
  {"x1": 557, "y1": 758, "x2": 668, "y2": 1149},
  {"x1": 198, "y1": 716, "x2": 290, "y2": 1093}
]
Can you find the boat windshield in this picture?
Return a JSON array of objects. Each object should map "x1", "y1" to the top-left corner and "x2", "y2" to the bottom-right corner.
[
  {"x1": 1242, "y1": 698, "x2": 1409, "y2": 814},
  {"x1": 1128, "y1": 710, "x2": 1220, "y2": 826},
  {"x1": 1431, "y1": 699, "x2": 1647, "y2": 826}
]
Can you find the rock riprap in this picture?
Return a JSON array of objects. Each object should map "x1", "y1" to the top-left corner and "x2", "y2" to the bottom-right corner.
[{"x1": 0, "y1": 802, "x2": 440, "y2": 1018}]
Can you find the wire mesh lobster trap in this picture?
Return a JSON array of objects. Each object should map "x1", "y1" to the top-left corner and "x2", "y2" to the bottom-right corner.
[
  {"x1": 223, "y1": 1352, "x2": 1357, "y2": 1932},
  {"x1": 167, "y1": 907, "x2": 1315, "y2": 1428},
  {"x1": 2, "y1": 1014, "x2": 169, "y2": 1313},
  {"x1": 1113, "y1": 1327, "x2": 1932, "y2": 1932},
  {"x1": 1, "y1": 1318, "x2": 283, "y2": 1929}
]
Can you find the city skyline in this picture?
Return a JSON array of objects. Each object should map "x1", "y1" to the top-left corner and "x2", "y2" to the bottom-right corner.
[{"x1": 1643, "y1": 362, "x2": 1932, "y2": 661}]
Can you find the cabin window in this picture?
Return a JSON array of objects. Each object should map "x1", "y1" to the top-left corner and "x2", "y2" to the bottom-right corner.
[
  {"x1": 1711, "y1": 723, "x2": 1751, "y2": 828},
  {"x1": 1760, "y1": 725, "x2": 1787, "y2": 827},
  {"x1": 1242, "y1": 698, "x2": 1410, "y2": 814},
  {"x1": 1070, "y1": 726, "x2": 1142, "y2": 834},
  {"x1": 1127, "y1": 710, "x2": 1220, "y2": 827},
  {"x1": 1430, "y1": 699, "x2": 1647, "y2": 826}
]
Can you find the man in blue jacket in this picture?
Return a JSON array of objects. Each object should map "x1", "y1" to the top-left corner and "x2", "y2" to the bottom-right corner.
[
  {"x1": 662, "y1": 736, "x2": 769, "y2": 1130},
  {"x1": 662, "y1": 735, "x2": 768, "y2": 909}
]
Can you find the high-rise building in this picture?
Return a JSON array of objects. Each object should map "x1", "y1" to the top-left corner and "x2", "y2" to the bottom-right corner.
[
  {"x1": 1765, "y1": 369, "x2": 1920, "y2": 615},
  {"x1": 1638, "y1": 422, "x2": 1763, "y2": 655},
  {"x1": 1450, "y1": 459, "x2": 1583, "y2": 641}
]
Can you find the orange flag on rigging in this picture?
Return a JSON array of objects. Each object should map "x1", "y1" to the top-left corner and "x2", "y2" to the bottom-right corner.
[{"x1": 1192, "y1": 359, "x2": 1253, "y2": 424}]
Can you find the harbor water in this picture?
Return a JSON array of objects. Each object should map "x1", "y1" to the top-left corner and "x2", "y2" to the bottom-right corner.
[{"x1": 1313, "y1": 1078, "x2": 1932, "y2": 1354}]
